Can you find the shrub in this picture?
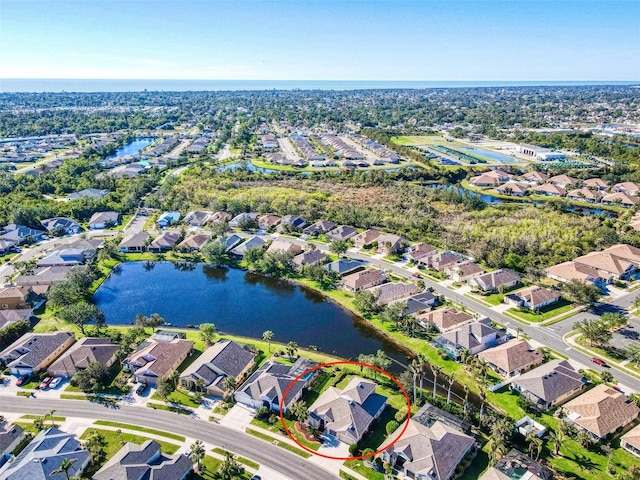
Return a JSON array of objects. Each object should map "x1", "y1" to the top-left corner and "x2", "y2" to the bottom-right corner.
[
  {"x1": 386, "y1": 420, "x2": 399, "y2": 435},
  {"x1": 395, "y1": 407, "x2": 408, "y2": 423},
  {"x1": 348, "y1": 443, "x2": 359, "y2": 456}
]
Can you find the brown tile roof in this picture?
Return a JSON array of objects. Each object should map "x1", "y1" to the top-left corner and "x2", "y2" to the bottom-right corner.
[
  {"x1": 512, "y1": 286, "x2": 561, "y2": 308},
  {"x1": 574, "y1": 249, "x2": 637, "y2": 275},
  {"x1": 49, "y1": 337, "x2": 121, "y2": 377},
  {"x1": 602, "y1": 192, "x2": 638, "y2": 206},
  {"x1": 478, "y1": 339, "x2": 542, "y2": 375},
  {"x1": 258, "y1": 214, "x2": 281, "y2": 228},
  {"x1": 266, "y1": 239, "x2": 302, "y2": 255},
  {"x1": 353, "y1": 229, "x2": 381, "y2": 246},
  {"x1": 531, "y1": 183, "x2": 566, "y2": 196},
  {"x1": 126, "y1": 339, "x2": 193, "y2": 380},
  {"x1": 563, "y1": 384, "x2": 640, "y2": 438},
  {"x1": 342, "y1": 269, "x2": 387, "y2": 290},
  {"x1": 545, "y1": 261, "x2": 603, "y2": 282},
  {"x1": 621, "y1": 423, "x2": 640, "y2": 451},
  {"x1": 583, "y1": 178, "x2": 608, "y2": 189},
  {"x1": 567, "y1": 188, "x2": 602, "y2": 201},
  {"x1": 416, "y1": 307, "x2": 473, "y2": 332},
  {"x1": 522, "y1": 171, "x2": 549, "y2": 183},
  {"x1": 178, "y1": 233, "x2": 211, "y2": 250}
]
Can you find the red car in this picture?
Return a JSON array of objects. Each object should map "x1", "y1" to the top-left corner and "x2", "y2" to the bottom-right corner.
[
  {"x1": 39, "y1": 377, "x2": 53, "y2": 390},
  {"x1": 412, "y1": 272, "x2": 421, "y2": 278},
  {"x1": 15, "y1": 374, "x2": 30, "y2": 387},
  {"x1": 591, "y1": 357, "x2": 607, "y2": 367}
]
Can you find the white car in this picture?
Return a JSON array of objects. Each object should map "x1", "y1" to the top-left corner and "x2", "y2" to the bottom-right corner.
[{"x1": 49, "y1": 377, "x2": 62, "y2": 389}]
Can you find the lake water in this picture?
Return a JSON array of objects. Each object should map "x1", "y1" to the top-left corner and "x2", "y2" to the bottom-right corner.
[
  {"x1": 93, "y1": 262, "x2": 411, "y2": 366},
  {"x1": 106, "y1": 137, "x2": 155, "y2": 159},
  {"x1": 460, "y1": 147, "x2": 515, "y2": 163}
]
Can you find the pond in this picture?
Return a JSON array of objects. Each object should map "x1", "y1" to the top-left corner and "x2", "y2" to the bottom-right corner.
[
  {"x1": 106, "y1": 137, "x2": 155, "y2": 159},
  {"x1": 93, "y1": 262, "x2": 411, "y2": 367}
]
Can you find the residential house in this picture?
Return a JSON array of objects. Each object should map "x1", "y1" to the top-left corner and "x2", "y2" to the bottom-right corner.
[
  {"x1": 416, "y1": 307, "x2": 475, "y2": 333},
  {"x1": 468, "y1": 269, "x2": 520, "y2": 292},
  {"x1": 0, "y1": 428, "x2": 90, "y2": 480},
  {"x1": 446, "y1": 262, "x2": 484, "y2": 282},
  {"x1": 179, "y1": 340, "x2": 256, "y2": 396},
  {"x1": 407, "y1": 242, "x2": 438, "y2": 263},
  {"x1": 303, "y1": 220, "x2": 337, "y2": 236},
  {"x1": 545, "y1": 261, "x2": 604, "y2": 284},
  {"x1": 477, "y1": 339, "x2": 543, "y2": 377},
  {"x1": 15, "y1": 266, "x2": 73, "y2": 288},
  {"x1": 263, "y1": 239, "x2": 299, "y2": 256},
  {"x1": 0, "y1": 286, "x2": 34, "y2": 309},
  {"x1": 548, "y1": 174, "x2": 578, "y2": 188},
  {"x1": 521, "y1": 171, "x2": 549, "y2": 184},
  {"x1": 583, "y1": 178, "x2": 609, "y2": 191},
  {"x1": 36, "y1": 248, "x2": 85, "y2": 268},
  {"x1": 377, "y1": 233, "x2": 407, "y2": 255},
  {"x1": 496, "y1": 181, "x2": 529, "y2": 196},
  {"x1": 119, "y1": 231, "x2": 150, "y2": 253},
  {"x1": 531, "y1": 183, "x2": 566, "y2": 197},
  {"x1": 327, "y1": 225, "x2": 358, "y2": 241},
  {"x1": 221, "y1": 234, "x2": 244, "y2": 252},
  {"x1": 148, "y1": 231, "x2": 181, "y2": 252},
  {"x1": 562, "y1": 384, "x2": 640, "y2": 439},
  {"x1": 307, "y1": 377, "x2": 387, "y2": 445},
  {"x1": 177, "y1": 233, "x2": 211, "y2": 251},
  {"x1": 48, "y1": 337, "x2": 121, "y2": 378},
  {"x1": 421, "y1": 251, "x2": 461, "y2": 271},
  {"x1": 400, "y1": 291, "x2": 437, "y2": 316},
  {"x1": 325, "y1": 258, "x2": 365, "y2": 276},
  {"x1": 156, "y1": 211, "x2": 181, "y2": 228},
  {"x1": 93, "y1": 440, "x2": 192, "y2": 480},
  {"x1": 0, "y1": 309, "x2": 33, "y2": 330},
  {"x1": 572, "y1": 244, "x2": 640, "y2": 281},
  {"x1": 567, "y1": 188, "x2": 603, "y2": 203},
  {"x1": 279, "y1": 214, "x2": 307, "y2": 231},
  {"x1": 235, "y1": 358, "x2": 316, "y2": 412},
  {"x1": 621, "y1": 424, "x2": 640, "y2": 458},
  {"x1": 434, "y1": 321, "x2": 505, "y2": 360},
  {"x1": 0, "y1": 224, "x2": 46, "y2": 244},
  {"x1": 124, "y1": 338, "x2": 194, "y2": 387},
  {"x1": 230, "y1": 235, "x2": 266, "y2": 256},
  {"x1": 613, "y1": 181, "x2": 640, "y2": 196},
  {"x1": 0, "y1": 331, "x2": 75, "y2": 375},
  {"x1": 479, "y1": 449, "x2": 553, "y2": 480},
  {"x1": 228, "y1": 212, "x2": 258, "y2": 228},
  {"x1": 369, "y1": 282, "x2": 418, "y2": 306},
  {"x1": 602, "y1": 192, "x2": 638, "y2": 207},
  {"x1": 207, "y1": 211, "x2": 232, "y2": 224},
  {"x1": 505, "y1": 286, "x2": 561, "y2": 311},
  {"x1": 64, "y1": 239, "x2": 104, "y2": 261},
  {"x1": 0, "y1": 239, "x2": 16, "y2": 256},
  {"x1": 510, "y1": 360, "x2": 585, "y2": 411},
  {"x1": 380, "y1": 417, "x2": 475, "y2": 480},
  {"x1": 293, "y1": 249, "x2": 327, "y2": 267},
  {"x1": 353, "y1": 229, "x2": 381, "y2": 248},
  {"x1": 40, "y1": 217, "x2": 81, "y2": 235},
  {"x1": 469, "y1": 170, "x2": 513, "y2": 187},
  {"x1": 342, "y1": 269, "x2": 387, "y2": 292},
  {"x1": 66, "y1": 188, "x2": 108, "y2": 200},
  {"x1": 258, "y1": 214, "x2": 282, "y2": 229},
  {"x1": 88, "y1": 211, "x2": 120, "y2": 229},
  {"x1": 183, "y1": 210, "x2": 213, "y2": 227},
  {"x1": 0, "y1": 423, "x2": 25, "y2": 468}
]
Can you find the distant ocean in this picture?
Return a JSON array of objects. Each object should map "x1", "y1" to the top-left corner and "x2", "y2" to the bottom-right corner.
[{"x1": 1, "y1": 79, "x2": 638, "y2": 93}]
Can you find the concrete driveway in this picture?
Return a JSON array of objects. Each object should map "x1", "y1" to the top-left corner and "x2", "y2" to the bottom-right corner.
[{"x1": 218, "y1": 403, "x2": 255, "y2": 430}]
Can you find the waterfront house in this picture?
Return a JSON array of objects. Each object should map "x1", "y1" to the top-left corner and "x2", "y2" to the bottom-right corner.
[
  {"x1": 477, "y1": 339, "x2": 543, "y2": 377},
  {"x1": 434, "y1": 320, "x2": 505, "y2": 360},
  {"x1": 15, "y1": 266, "x2": 73, "y2": 288},
  {"x1": 267, "y1": 238, "x2": 303, "y2": 255},
  {"x1": 602, "y1": 192, "x2": 638, "y2": 207},
  {"x1": 548, "y1": 174, "x2": 578, "y2": 188},
  {"x1": 531, "y1": 183, "x2": 566, "y2": 197},
  {"x1": 0, "y1": 331, "x2": 75, "y2": 375},
  {"x1": 583, "y1": 178, "x2": 609, "y2": 191},
  {"x1": 88, "y1": 211, "x2": 120, "y2": 229},
  {"x1": 521, "y1": 171, "x2": 549, "y2": 184},
  {"x1": 221, "y1": 234, "x2": 244, "y2": 252},
  {"x1": 124, "y1": 338, "x2": 194, "y2": 387},
  {"x1": 369, "y1": 282, "x2": 418, "y2": 306},
  {"x1": 342, "y1": 268, "x2": 387, "y2": 292},
  {"x1": 177, "y1": 233, "x2": 211, "y2": 252},
  {"x1": 621, "y1": 424, "x2": 640, "y2": 458},
  {"x1": 496, "y1": 181, "x2": 529, "y2": 196},
  {"x1": 327, "y1": 225, "x2": 358, "y2": 241},
  {"x1": 353, "y1": 229, "x2": 381, "y2": 248},
  {"x1": 93, "y1": 440, "x2": 192, "y2": 480},
  {"x1": 379, "y1": 417, "x2": 475, "y2": 480},
  {"x1": 468, "y1": 269, "x2": 520, "y2": 292},
  {"x1": 230, "y1": 235, "x2": 266, "y2": 256},
  {"x1": 613, "y1": 181, "x2": 640, "y2": 196},
  {"x1": 505, "y1": 286, "x2": 561, "y2": 311},
  {"x1": 293, "y1": 249, "x2": 327, "y2": 267},
  {"x1": 469, "y1": 170, "x2": 512, "y2": 187},
  {"x1": 325, "y1": 258, "x2": 365, "y2": 276},
  {"x1": 562, "y1": 384, "x2": 639, "y2": 440},
  {"x1": 119, "y1": 231, "x2": 150, "y2": 253},
  {"x1": 36, "y1": 248, "x2": 85, "y2": 267},
  {"x1": 416, "y1": 307, "x2": 475, "y2": 333},
  {"x1": 400, "y1": 291, "x2": 438, "y2": 316},
  {"x1": 567, "y1": 188, "x2": 602, "y2": 203},
  {"x1": 510, "y1": 360, "x2": 585, "y2": 411},
  {"x1": 148, "y1": 231, "x2": 181, "y2": 252},
  {"x1": 307, "y1": 377, "x2": 387, "y2": 445},
  {"x1": 303, "y1": 220, "x2": 337, "y2": 236},
  {"x1": 40, "y1": 217, "x2": 81, "y2": 235},
  {"x1": 179, "y1": 340, "x2": 256, "y2": 397},
  {"x1": 156, "y1": 211, "x2": 181, "y2": 228},
  {"x1": 48, "y1": 337, "x2": 121, "y2": 378}
]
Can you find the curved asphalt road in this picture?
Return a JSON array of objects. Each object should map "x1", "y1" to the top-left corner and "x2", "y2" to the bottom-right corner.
[{"x1": 1, "y1": 397, "x2": 339, "y2": 480}]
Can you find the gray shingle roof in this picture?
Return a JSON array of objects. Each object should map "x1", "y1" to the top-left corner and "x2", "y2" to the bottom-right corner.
[
  {"x1": 48, "y1": 337, "x2": 121, "y2": 377},
  {"x1": 512, "y1": 360, "x2": 584, "y2": 403},
  {"x1": 0, "y1": 332, "x2": 75, "y2": 371}
]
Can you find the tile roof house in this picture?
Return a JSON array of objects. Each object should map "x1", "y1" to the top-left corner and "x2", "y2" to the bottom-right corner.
[
  {"x1": 307, "y1": 377, "x2": 387, "y2": 445},
  {"x1": 235, "y1": 358, "x2": 316, "y2": 412},
  {"x1": 148, "y1": 231, "x2": 182, "y2": 252},
  {"x1": 621, "y1": 423, "x2": 640, "y2": 458},
  {"x1": 208, "y1": 211, "x2": 232, "y2": 224},
  {"x1": 446, "y1": 262, "x2": 485, "y2": 282},
  {"x1": 602, "y1": 192, "x2": 639, "y2": 207},
  {"x1": 258, "y1": 214, "x2": 282, "y2": 229},
  {"x1": 583, "y1": 178, "x2": 609, "y2": 190},
  {"x1": 325, "y1": 258, "x2": 366, "y2": 276},
  {"x1": 548, "y1": 174, "x2": 578, "y2": 187},
  {"x1": 380, "y1": 417, "x2": 475, "y2": 480},
  {"x1": 0, "y1": 428, "x2": 90, "y2": 480},
  {"x1": 93, "y1": 440, "x2": 192, "y2": 480},
  {"x1": 613, "y1": 181, "x2": 640, "y2": 196},
  {"x1": 510, "y1": 359, "x2": 585, "y2": 411},
  {"x1": 124, "y1": 338, "x2": 194, "y2": 387},
  {"x1": 293, "y1": 249, "x2": 327, "y2": 267},
  {"x1": 400, "y1": 291, "x2": 437, "y2": 316},
  {"x1": 545, "y1": 260, "x2": 605, "y2": 284},
  {"x1": 477, "y1": 339, "x2": 543, "y2": 377},
  {"x1": 468, "y1": 269, "x2": 520, "y2": 292},
  {"x1": 266, "y1": 238, "x2": 303, "y2": 255},
  {"x1": 407, "y1": 243, "x2": 438, "y2": 262},
  {"x1": 369, "y1": 282, "x2": 418, "y2": 306},
  {"x1": 88, "y1": 211, "x2": 120, "y2": 229},
  {"x1": 327, "y1": 225, "x2": 358, "y2": 241},
  {"x1": 353, "y1": 229, "x2": 381, "y2": 248},
  {"x1": 419, "y1": 251, "x2": 461, "y2": 270},
  {"x1": 434, "y1": 320, "x2": 505, "y2": 359},
  {"x1": 496, "y1": 181, "x2": 529, "y2": 196},
  {"x1": 469, "y1": 171, "x2": 512, "y2": 187},
  {"x1": 303, "y1": 220, "x2": 337, "y2": 236},
  {"x1": 230, "y1": 235, "x2": 266, "y2": 256},
  {"x1": 177, "y1": 233, "x2": 211, "y2": 251},
  {"x1": 416, "y1": 307, "x2": 475, "y2": 333},
  {"x1": 0, "y1": 331, "x2": 75, "y2": 375},
  {"x1": 572, "y1": 244, "x2": 640, "y2": 280},
  {"x1": 119, "y1": 231, "x2": 150, "y2": 253},
  {"x1": 0, "y1": 285, "x2": 34, "y2": 310},
  {"x1": 567, "y1": 188, "x2": 603, "y2": 203},
  {"x1": 505, "y1": 286, "x2": 561, "y2": 311},
  {"x1": 342, "y1": 269, "x2": 388, "y2": 292},
  {"x1": 562, "y1": 384, "x2": 640, "y2": 439},
  {"x1": 183, "y1": 210, "x2": 213, "y2": 227},
  {"x1": 531, "y1": 183, "x2": 566, "y2": 197},
  {"x1": 377, "y1": 233, "x2": 408, "y2": 254},
  {"x1": 48, "y1": 337, "x2": 122, "y2": 378},
  {"x1": 521, "y1": 171, "x2": 549, "y2": 184},
  {"x1": 40, "y1": 217, "x2": 81, "y2": 235},
  {"x1": 179, "y1": 340, "x2": 256, "y2": 396}
]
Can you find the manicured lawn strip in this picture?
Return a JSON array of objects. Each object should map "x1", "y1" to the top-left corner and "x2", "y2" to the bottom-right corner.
[
  {"x1": 60, "y1": 393, "x2": 88, "y2": 400},
  {"x1": 250, "y1": 417, "x2": 321, "y2": 451},
  {"x1": 571, "y1": 335, "x2": 640, "y2": 379},
  {"x1": 93, "y1": 420, "x2": 186, "y2": 442},
  {"x1": 152, "y1": 388, "x2": 201, "y2": 408},
  {"x1": 505, "y1": 299, "x2": 575, "y2": 323},
  {"x1": 14, "y1": 422, "x2": 41, "y2": 434},
  {"x1": 339, "y1": 470, "x2": 361, "y2": 480},
  {"x1": 21, "y1": 415, "x2": 66, "y2": 422},
  {"x1": 80, "y1": 427, "x2": 178, "y2": 460},
  {"x1": 245, "y1": 428, "x2": 312, "y2": 458},
  {"x1": 147, "y1": 401, "x2": 192, "y2": 415},
  {"x1": 343, "y1": 460, "x2": 384, "y2": 480},
  {"x1": 16, "y1": 391, "x2": 31, "y2": 397},
  {"x1": 212, "y1": 447, "x2": 260, "y2": 469}
]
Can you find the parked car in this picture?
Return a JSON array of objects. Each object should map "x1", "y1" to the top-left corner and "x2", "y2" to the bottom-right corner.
[
  {"x1": 412, "y1": 272, "x2": 421, "y2": 278},
  {"x1": 49, "y1": 377, "x2": 62, "y2": 389},
  {"x1": 591, "y1": 357, "x2": 608, "y2": 367},
  {"x1": 250, "y1": 476, "x2": 261, "y2": 480},
  {"x1": 39, "y1": 376, "x2": 53, "y2": 390},
  {"x1": 136, "y1": 383, "x2": 148, "y2": 395},
  {"x1": 16, "y1": 374, "x2": 30, "y2": 387}
]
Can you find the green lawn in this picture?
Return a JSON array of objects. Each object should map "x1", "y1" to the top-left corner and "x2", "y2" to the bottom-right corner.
[
  {"x1": 506, "y1": 299, "x2": 575, "y2": 323},
  {"x1": 250, "y1": 417, "x2": 321, "y2": 451},
  {"x1": 152, "y1": 387, "x2": 201, "y2": 408},
  {"x1": 343, "y1": 460, "x2": 384, "y2": 480},
  {"x1": 147, "y1": 402, "x2": 192, "y2": 415},
  {"x1": 212, "y1": 448, "x2": 260, "y2": 469},
  {"x1": 93, "y1": 420, "x2": 186, "y2": 441},
  {"x1": 245, "y1": 428, "x2": 312, "y2": 458}
]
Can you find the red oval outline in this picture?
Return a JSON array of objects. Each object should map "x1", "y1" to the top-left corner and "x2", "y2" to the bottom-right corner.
[{"x1": 278, "y1": 360, "x2": 411, "y2": 461}]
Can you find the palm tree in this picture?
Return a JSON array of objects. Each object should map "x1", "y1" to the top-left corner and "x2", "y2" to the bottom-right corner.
[
  {"x1": 34, "y1": 415, "x2": 45, "y2": 431},
  {"x1": 446, "y1": 372, "x2": 455, "y2": 404},
  {"x1": 169, "y1": 370, "x2": 180, "y2": 389},
  {"x1": 195, "y1": 378, "x2": 205, "y2": 393},
  {"x1": 463, "y1": 385, "x2": 470, "y2": 416},
  {"x1": 50, "y1": 457, "x2": 77, "y2": 480},
  {"x1": 46, "y1": 409, "x2": 57, "y2": 427},
  {"x1": 262, "y1": 330, "x2": 274, "y2": 353},
  {"x1": 527, "y1": 434, "x2": 543, "y2": 461},
  {"x1": 409, "y1": 359, "x2": 420, "y2": 405},
  {"x1": 190, "y1": 439, "x2": 205, "y2": 472},
  {"x1": 515, "y1": 326, "x2": 524, "y2": 338},
  {"x1": 548, "y1": 431, "x2": 566, "y2": 456},
  {"x1": 430, "y1": 364, "x2": 441, "y2": 400},
  {"x1": 488, "y1": 438, "x2": 507, "y2": 465},
  {"x1": 285, "y1": 341, "x2": 298, "y2": 358},
  {"x1": 478, "y1": 388, "x2": 487, "y2": 426},
  {"x1": 223, "y1": 376, "x2": 237, "y2": 393}
]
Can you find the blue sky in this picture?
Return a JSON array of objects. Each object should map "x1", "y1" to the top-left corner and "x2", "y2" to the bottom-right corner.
[{"x1": 1, "y1": 0, "x2": 638, "y2": 80}]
